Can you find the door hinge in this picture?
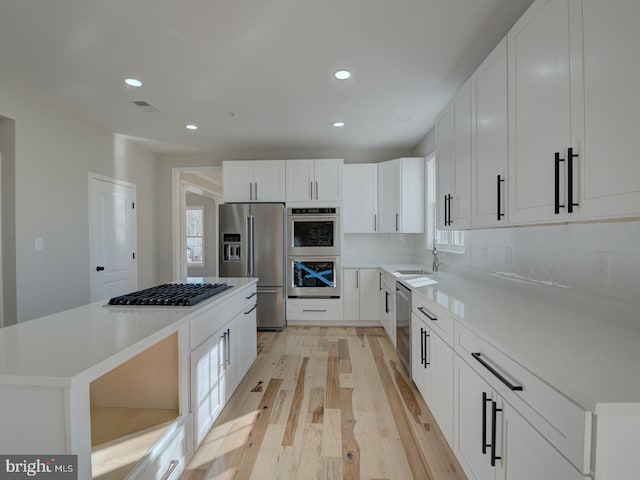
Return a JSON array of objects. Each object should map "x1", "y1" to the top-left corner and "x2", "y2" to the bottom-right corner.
[
  {"x1": 132, "y1": 202, "x2": 135, "y2": 209},
  {"x1": 132, "y1": 252, "x2": 136, "y2": 260}
]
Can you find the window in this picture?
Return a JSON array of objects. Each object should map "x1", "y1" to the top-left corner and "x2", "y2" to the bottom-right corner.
[
  {"x1": 426, "y1": 154, "x2": 465, "y2": 253},
  {"x1": 186, "y1": 206, "x2": 204, "y2": 266}
]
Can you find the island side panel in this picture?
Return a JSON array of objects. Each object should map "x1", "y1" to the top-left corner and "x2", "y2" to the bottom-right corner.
[
  {"x1": 0, "y1": 384, "x2": 68, "y2": 452},
  {"x1": 65, "y1": 384, "x2": 92, "y2": 480}
]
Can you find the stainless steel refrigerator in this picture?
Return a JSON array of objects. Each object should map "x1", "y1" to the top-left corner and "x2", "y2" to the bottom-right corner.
[{"x1": 219, "y1": 203, "x2": 286, "y2": 330}]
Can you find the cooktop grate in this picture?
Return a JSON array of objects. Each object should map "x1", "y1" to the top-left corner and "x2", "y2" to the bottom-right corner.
[{"x1": 107, "y1": 283, "x2": 230, "y2": 306}]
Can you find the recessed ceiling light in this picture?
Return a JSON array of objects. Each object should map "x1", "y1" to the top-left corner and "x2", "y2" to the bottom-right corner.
[
  {"x1": 124, "y1": 78, "x2": 143, "y2": 87},
  {"x1": 332, "y1": 121, "x2": 345, "y2": 128},
  {"x1": 185, "y1": 124, "x2": 198, "y2": 130},
  {"x1": 334, "y1": 70, "x2": 351, "y2": 80}
]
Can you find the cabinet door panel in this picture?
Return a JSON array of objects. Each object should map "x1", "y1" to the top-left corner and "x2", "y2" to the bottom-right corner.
[
  {"x1": 343, "y1": 269, "x2": 359, "y2": 321},
  {"x1": 436, "y1": 109, "x2": 453, "y2": 230},
  {"x1": 223, "y1": 162, "x2": 253, "y2": 203},
  {"x1": 455, "y1": 356, "x2": 495, "y2": 480},
  {"x1": 577, "y1": 0, "x2": 640, "y2": 219},
  {"x1": 411, "y1": 314, "x2": 430, "y2": 402},
  {"x1": 286, "y1": 160, "x2": 314, "y2": 202},
  {"x1": 253, "y1": 160, "x2": 285, "y2": 202},
  {"x1": 430, "y1": 331, "x2": 454, "y2": 444},
  {"x1": 343, "y1": 164, "x2": 378, "y2": 233},
  {"x1": 378, "y1": 160, "x2": 400, "y2": 233},
  {"x1": 452, "y1": 83, "x2": 472, "y2": 229},
  {"x1": 314, "y1": 159, "x2": 342, "y2": 202},
  {"x1": 508, "y1": 0, "x2": 572, "y2": 224},
  {"x1": 501, "y1": 403, "x2": 584, "y2": 480},
  {"x1": 359, "y1": 269, "x2": 381, "y2": 321},
  {"x1": 472, "y1": 38, "x2": 508, "y2": 228}
]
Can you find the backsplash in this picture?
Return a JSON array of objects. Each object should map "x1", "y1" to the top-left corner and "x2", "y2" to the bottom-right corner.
[
  {"x1": 343, "y1": 234, "x2": 414, "y2": 266},
  {"x1": 413, "y1": 221, "x2": 640, "y2": 325}
]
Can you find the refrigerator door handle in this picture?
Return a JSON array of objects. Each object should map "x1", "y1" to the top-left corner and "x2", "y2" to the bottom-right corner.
[
  {"x1": 246, "y1": 215, "x2": 252, "y2": 276},
  {"x1": 250, "y1": 215, "x2": 256, "y2": 276}
]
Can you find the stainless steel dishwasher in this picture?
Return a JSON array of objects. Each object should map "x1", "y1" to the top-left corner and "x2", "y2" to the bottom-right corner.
[{"x1": 395, "y1": 282, "x2": 411, "y2": 377}]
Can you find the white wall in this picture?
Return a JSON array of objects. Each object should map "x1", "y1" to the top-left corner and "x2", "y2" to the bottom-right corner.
[{"x1": 0, "y1": 77, "x2": 158, "y2": 322}]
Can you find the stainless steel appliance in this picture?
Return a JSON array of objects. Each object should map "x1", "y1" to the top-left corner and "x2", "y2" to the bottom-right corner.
[
  {"x1": 287, "y1": 207, "x2": 340, "y2": 256},
  {"x1": 219, "y1": 203, "x2": 286, "y2": 330},
  {"x1": 396, "y1": 282, "x2": 411, "y2": 376},
  {"x1": 287, "y1": 256, "x2": 341, "y2": 298}
]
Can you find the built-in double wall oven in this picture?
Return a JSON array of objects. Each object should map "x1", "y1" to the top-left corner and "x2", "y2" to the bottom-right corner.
[{"x1": 286, "y1": 207, "x2": 341, "y2": 298}]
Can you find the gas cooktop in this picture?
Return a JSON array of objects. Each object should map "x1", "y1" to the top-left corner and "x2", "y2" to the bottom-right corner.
[{"x1": 107, "y1": 283, "x2": 230, "y2": 306}]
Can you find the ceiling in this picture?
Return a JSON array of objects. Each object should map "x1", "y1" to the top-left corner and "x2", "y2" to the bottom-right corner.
[{"x1": 0, "y1": 0, "x2": 534, "y2": 156}]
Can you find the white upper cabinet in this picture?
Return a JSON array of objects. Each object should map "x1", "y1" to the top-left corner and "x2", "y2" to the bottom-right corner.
[
  {"x1": 343, "y1": 164, "x2": 378, "y2": 233},
  {"x1": 437, "y1": 81, "x2": 472, "y2": 230},
  {"x1": 471, "y1": 37, "x2": 509, "y2": 228},
  {"x1": 574, "y1": 0, "x2": 640, "y2": 220},
  {"x1": 286, "y1": 159, "x2": 343, "y2": 204},
  {"x1": 223, "y1": 160, "x2": 285, "y2": 203},
  {"x1": 507, "y1": 0, "x2": 578, "y2": 224},
  {"x1": 378, "y1": 157, "x2": 424, "y2": 233},
  {"x1": 436, "y1": 108, "x2": 453, "y2": 230}
]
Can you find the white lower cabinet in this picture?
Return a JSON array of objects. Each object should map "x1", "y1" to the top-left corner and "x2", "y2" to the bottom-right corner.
[
  {"x1": 411, "y1": 311, "x2": 454, "y2": 445},
  {"x1": 454, "y1": 355, "x2": 586, "y2": 480},
  {"x1": 344, "y1": 268, "x2": 381, "y2": 322},
  {"x1": 190, "y1": 283, "x2": 257, "y2": 448}
]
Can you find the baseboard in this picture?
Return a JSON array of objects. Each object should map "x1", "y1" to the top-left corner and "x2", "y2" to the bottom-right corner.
[{"x1": 286, "y1": 319, "x2": 383, "y2": 327}]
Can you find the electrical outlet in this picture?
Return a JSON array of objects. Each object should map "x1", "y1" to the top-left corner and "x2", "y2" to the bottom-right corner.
[
  {"x1": 595, "y1": 252, "x2": 610, "y2": 280},
  {"x1": 480, "y1": 244, "x2": 488, "y2": 258},
  {"x1": 35, "y1": 237, "x2": 44, "y2": 251}
]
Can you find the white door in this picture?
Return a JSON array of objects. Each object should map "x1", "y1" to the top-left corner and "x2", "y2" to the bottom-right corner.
[
  {"x1": 253, "y1": 160, "x2": 285, "y2": 202},
  {"x1": 436, "y1": 108, "x2": 453, "y2": 230},
  {"x1": 452, "y1": 81, "x2": 472, "y2": 229},
  {"x1": 314, "y1": 159, "x2": 342, "y2": 202},
  {"x1": 378, "y1": 159, "x2": 399, "y2": 233},
  {"x1": 286, "y1": 160, "x2": 315, "y2": 202},
  {"x1": 472, "y1": 38, "x2": 509, "y2": 228},
  {"x1": 576, "y1": 0, "x2": 640, "y2": 220},
  {"x1": 222, "y1": 161, "x2": 253, "y2": 203},
  {"x1": 507, "y1": 0, "x2": 574, "y2": 225},
  {"x1": 90, "y1": 175, "x2": 137, "y2": 302},
  {"x1": 343, "y1": 164, "x2": 378, "y2": 233}
]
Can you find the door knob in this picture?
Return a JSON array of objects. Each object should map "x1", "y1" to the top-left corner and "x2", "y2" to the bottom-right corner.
[{"x1": 96, "y1": 266, "x2": 105, "y2": 271}]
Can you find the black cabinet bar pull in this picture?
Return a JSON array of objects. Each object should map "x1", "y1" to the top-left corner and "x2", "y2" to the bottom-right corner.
[
  {"x1": 417, "y1": 306, "x2": 437, "y2": 321},
  {"x1": 568, "y1": 147, "x2": 579, "y2": 213},
  {"x1": 448, "y1": 194, "x2": 454, "y2": 225},
  {"x1": 472, "y1": 352, "x2": 523, "y2": 391},
  {"x1": 245, "y1": 291, "x2": 257, "y2": 300},
  {"x1": 482, "y1": 392, "x2": 491, "y2": 455},
  {"x1": 497, "y1": 175, "x2": 505, "y2": 221},
  {"x1": 420, "y1": 327, "x2": 426, "y2": 367},
  {"x1": 491, "y1": 400, "x2": 502, "y2": 467},
  {"x1": 425, "y1": 331, "x2": 430, "y2": 366},
  {"x1": 379, "y1": 272, "x2": 383, "y2": 291},
  {"x1": 385, "y1": 291, "x2": 389, "y2": 313},
  {"x1": 554, "y1": 152, "x2": 565, "y2": 214},
  {"x1": 443, "y1": 194, "x2": 448, "y2": 226},
  {"x1": 244, "y1": 304, "x2": 257, "y2": 315}
]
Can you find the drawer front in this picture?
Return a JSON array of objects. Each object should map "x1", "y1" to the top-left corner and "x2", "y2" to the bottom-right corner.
[
  {"x1": 190, "y1": 288, "x2": 246, "y2": 348},
  {"x1": 286, "y1": 299, "x2": 342, "y2": 321},
  {"x1": 455, "y1": 324, "x2": 590, "y2": 474},
  {"x1": 412, "y1": 293, "x2": 454, "y2": 346},
  {"x1": 135, "y1": 416, "x2": 190, "y2": 480}
]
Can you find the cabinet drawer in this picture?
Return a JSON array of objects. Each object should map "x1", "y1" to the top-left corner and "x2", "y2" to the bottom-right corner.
[
  {"x1": 135, "y1": 416, "x2": 191, "y2": 480},
  {"x1": 412, "y1": 293, "x2": 454, "y2": 346},
  {"x1": 286, "y1": 299, "x2": 342, "y2": 321},
  {"x1": 190, "y1": 286, "x2": 254, "y2": 348},
  {"x1": 455, "y1": 324, "x2": 591, "y2": 474}
]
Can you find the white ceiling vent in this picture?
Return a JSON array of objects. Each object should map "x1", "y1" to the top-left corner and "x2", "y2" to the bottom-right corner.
[{"x1": 131, "y1": 100, "x2": 159, "y2": 112}]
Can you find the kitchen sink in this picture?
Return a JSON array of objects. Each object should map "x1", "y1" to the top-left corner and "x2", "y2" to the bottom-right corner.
[{"x1": 395, "y1": 269, "x2": 430, "y2": 275}]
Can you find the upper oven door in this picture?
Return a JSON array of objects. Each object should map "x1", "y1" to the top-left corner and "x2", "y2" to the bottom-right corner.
[{"x1": 287, "y1": 214, "x2": 340, "y2": 256}]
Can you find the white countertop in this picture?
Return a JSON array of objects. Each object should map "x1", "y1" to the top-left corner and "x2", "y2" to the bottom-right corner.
[
  {"x1": 0, "y1": 277, "x2": 257, "y2": 388},
  {"x1": 373, "y1": 265, "x2": 640, "y2": 413}
]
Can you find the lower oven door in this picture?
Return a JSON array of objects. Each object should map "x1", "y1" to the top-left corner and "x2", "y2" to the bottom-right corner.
[{"x1": 287, "y1": 257, "x2": 341, "y2": 298}]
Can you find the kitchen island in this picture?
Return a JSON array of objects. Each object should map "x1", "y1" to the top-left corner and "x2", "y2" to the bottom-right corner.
[{"x1": 0, "y1": 277, "x2": 258, "y2": 480}]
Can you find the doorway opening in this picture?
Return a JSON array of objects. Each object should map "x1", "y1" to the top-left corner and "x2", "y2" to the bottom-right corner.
[{"x1": 172, "y1": 167, "x2": 222, "y2": 282}]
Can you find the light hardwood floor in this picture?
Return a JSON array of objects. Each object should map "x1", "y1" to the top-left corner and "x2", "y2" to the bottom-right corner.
[{"x1": 181, "y1": 326, "x2": 466, "y2": 480}]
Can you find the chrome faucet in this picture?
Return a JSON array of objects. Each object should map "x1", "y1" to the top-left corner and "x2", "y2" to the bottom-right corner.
[{"x1": 432, "y1": 238, "x2": 439, "y2": 272}]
